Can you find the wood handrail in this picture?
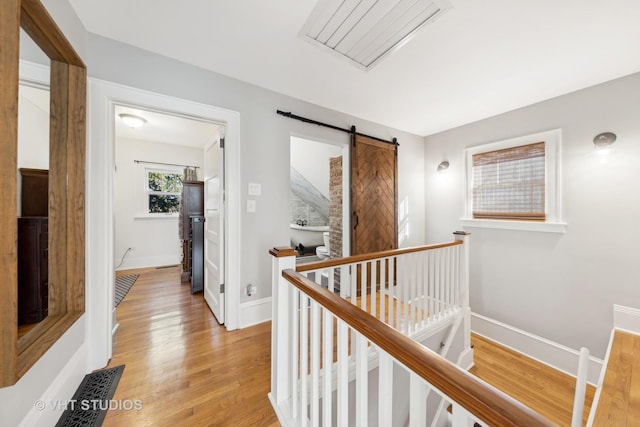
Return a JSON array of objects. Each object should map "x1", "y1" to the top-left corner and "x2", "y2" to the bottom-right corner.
[
  {"x1": 282, "y1": 269, "x2": 557, "y2": 427},
  {"x1": 295, "y1": 240, "x2": 462, "y2": 272}
]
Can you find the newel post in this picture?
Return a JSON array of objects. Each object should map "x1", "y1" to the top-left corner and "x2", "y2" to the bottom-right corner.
[
  {"x1": 454, "y1": 231, "x2": 472, "y2": 360},
  {"x1": 269, "y1": 247, "x2": 297, "y2": 405}
]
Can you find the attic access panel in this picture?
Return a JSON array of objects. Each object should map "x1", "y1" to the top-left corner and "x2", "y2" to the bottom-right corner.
[{"x1": 300, "y1": 0, "x2": 452, "y2": 70}]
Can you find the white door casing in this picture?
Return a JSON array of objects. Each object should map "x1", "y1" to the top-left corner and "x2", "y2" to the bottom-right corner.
[
  {"x1": 204, "y1": 133, "x2": 225, "y2": 323},
  {"x1": 87, "y1": 78, "x2": 241, "y2": 371}
]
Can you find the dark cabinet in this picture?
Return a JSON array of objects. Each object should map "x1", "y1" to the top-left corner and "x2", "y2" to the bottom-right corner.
[
  {"x1": 180, "y1": 181, "x2": 204, "y2": 285},
  {"x1": 18, "y1": 217, "x2": 48, "y2": 325},
  {"x1": 20, "y1": 168, "x2": 48, "y2": 217}
]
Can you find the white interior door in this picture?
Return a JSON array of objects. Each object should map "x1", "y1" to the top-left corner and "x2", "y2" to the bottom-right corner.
[{"x1": 204, "y1": 133, "x2": 224, "y2": 323}]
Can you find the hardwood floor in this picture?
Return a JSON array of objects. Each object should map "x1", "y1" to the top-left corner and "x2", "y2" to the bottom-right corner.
[
  {"x1": 105, "y1": 266, "x2": 594, "y2": 426},
  {"x1": 592, "y1": 330, "x2": 640, "y2": 426},
  {"x1": 105, "y1": 266, "x2": 278, "y2": 426},
  {"x1": 471, "y1": 333, "x2": 595, "y2": 427}
]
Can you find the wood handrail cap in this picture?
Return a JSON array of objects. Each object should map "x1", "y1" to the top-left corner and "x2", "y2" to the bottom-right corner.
[{"x1": 269, "y1": 247, "x2": 298, "y2": 257}]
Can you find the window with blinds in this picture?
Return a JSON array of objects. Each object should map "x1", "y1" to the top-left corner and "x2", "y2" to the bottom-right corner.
[{"x1": 471, "y1": 141, "x2": 546, "y2": 220}]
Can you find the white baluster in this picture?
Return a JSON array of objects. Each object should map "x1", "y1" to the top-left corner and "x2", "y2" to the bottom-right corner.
[
  {"x1": 410, "y1": 253, "x2": 418, "y2": 332},
  {"x1": 291, "y1": 288, "x2": 299, "y2": 420},
  {"x1": 371, "y1": 260, "x2": 377, "y2": 319},
  {"x1": 355, "y1": 334, "x2": 368, "y2": 427},
  {"x1": 389, "y1": 257, "x2": 395, "y2": 329},
  {"x1": 300, "y1": 294, "x2": 309, "y2": 427},
  {"x1": 361, "y1": 262, "x2": 368, "y2": 312},
  {"x1": 379, "y1": 259, "x2": 386, "y2": 325},
  {"x1": 322, "y1": 307, "x2": 333, "y2": 427},
  {"x1": 435, "y1": 250, "x2": 441, "y2": 319},
  {"x1": 451, "y1": 403, "x2": 474, "y2": 427},
  {"x1": 445, "y1": 247, "x2": 453, "y2": 313},
  {"x1": 378, "y1": 350, "x2": 393, "y2": 426},
  {"x1": 409, "y1": 374, "x2": 427, "y2": 427},
  {"x1": 402, "y1": 256, "x2": 409, "y2": 334},
  {"x1": 421, "y1": 252, "x2": 428, "y2": 329},
  {"x1": 428, "y1": 250, "x2": 434, "y2": 324},
  {"x1": 311, "y1": 300, "x2": 320, "y2": 427},
  {"x1": 571, "y1": 347, "x2": 590, "y2": 427},
  {"x1": 337, "y1": 319, "x2": 349, "y2": 426}
]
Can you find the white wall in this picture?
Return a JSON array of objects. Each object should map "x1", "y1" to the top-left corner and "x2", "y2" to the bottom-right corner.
[
  {"x1": 114, "y1": 137, "x2": 204, "y2": 270},
  {"x1": 290, "y1": 136, "x2": 343, "y2": 199},
  {"x1": 17, "y1": 87, "x2": 49, "y2": 169},
  {"x1": 424, "y1": 71, "x2": 640, "y2": 359},
  {"x1": 86, "y1": 33, "x2": 427, "y2": 307}
]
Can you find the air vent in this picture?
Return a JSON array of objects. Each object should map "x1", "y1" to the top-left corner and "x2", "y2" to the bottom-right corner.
[{"x1": 300, "y1": 0, "x2": 452, "y2": 70}]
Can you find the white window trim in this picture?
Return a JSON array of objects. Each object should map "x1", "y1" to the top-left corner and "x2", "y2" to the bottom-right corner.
[
  {"x1": 460, "y1": 129, "x2": 566, "y2": 234},
  {"x1": 136, "y1": 164, "x2": 184, "y2": 219}
]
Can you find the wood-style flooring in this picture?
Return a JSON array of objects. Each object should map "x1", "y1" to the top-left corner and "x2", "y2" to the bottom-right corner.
[
  {"x1": 471, "y1": 333, "x2": 595, "y2": 427},
  {"x1": 105, "y1": 266, "x2": 278, "y2": 426},
  {"x1": 592, "y1": 330, "x2": 640, "y2": 426},
  {"x1": 104, "y1": 266, "x2": 594, "y2": 426}
]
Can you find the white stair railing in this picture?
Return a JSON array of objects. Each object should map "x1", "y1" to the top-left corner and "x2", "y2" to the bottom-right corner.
[
  {"x1": 295, "y1": 235, "x2": 468, "y2": 339},
  {"x1": 269, "y1": 232, "x2": 554, "y2": 427}
]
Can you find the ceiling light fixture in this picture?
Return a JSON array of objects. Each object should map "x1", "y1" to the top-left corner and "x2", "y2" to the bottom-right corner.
[
  {"x1": 437, "y1": 160, "x2": 449, "y2": 172},
  {"x1": 119, "y1": 113, "x2": 147, "y2": 128},
  {"x1": 593, "y1": 132, "x2": 616, "y2": 156}
]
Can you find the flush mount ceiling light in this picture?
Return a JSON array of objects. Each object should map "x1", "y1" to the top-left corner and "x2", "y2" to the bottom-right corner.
[
  {"x1": 119, "y1": 113, "x2": 147, "y2": 128},
  {"x1": 300, "y1": 0, "x2": 452, "y2": 70},
  {"x1": 593, "y1": 131, "x2": 616, "y2": 156}
]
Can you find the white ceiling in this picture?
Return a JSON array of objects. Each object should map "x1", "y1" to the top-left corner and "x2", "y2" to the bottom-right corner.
[
  {"x1": 114, "y1": 105, "x2": 219, "y2": 148},
  {"x1": 69, "y1": 0, "x2": 640, "y2": 137}
]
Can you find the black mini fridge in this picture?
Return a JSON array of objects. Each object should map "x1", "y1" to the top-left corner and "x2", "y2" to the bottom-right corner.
[{"x1": 190, "y1": 216, "x2": 205, "y2": 293}]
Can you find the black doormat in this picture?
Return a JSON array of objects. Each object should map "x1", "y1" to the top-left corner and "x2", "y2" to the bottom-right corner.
[
  {"x1": 115, "y1": 274, "x2": 139, "y2": 307},
  {"x1": 55, "y1": 365, "x2": 125, "y2": 427}
]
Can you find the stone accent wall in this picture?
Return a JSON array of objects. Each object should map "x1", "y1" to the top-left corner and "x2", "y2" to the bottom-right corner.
[{"x1": 329, "y1": 156, "x2": 343, "y2": 259}]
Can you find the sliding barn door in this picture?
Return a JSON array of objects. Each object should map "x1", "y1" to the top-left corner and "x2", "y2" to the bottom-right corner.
[{"x1": 351, "y1": 134, "x2": 398, "y2": 255}]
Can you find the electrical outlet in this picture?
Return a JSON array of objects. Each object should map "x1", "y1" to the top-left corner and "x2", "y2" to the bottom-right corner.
[{"x1": 246, "y1": 284, "x2": 257, "y2": 296}]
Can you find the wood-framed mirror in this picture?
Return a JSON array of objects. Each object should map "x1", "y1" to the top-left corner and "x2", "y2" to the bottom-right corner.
[{"x1": 0, "y1": 0, "x2": 86, "y2": 387}]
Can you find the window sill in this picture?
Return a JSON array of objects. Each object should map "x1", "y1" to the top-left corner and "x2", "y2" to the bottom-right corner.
[
  {"x1": 459, "y1": 218, "x2": 567, "y2": 234},
  {"x1": 134, "y1": 214, "x2": 179, "y2": 220}
]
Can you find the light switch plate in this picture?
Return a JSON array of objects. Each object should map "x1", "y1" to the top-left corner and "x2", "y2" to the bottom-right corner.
[
  {"x1": 248, "y1": 183, "x2": 261, "y2": 196},
  {"x1": 247, "y1": 199, "x2": 256, "y2": 213}
]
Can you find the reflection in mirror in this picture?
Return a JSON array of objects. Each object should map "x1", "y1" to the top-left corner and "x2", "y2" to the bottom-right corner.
[
  {"x1": 289, "y1": 136, "x2": 343, "y2": 264},
  {"x1": 17, "y1": 28, "x2": 51, "y2": 343},
  {"x1": 17, "y1": 82, "x2": 50, "y2": 340}
]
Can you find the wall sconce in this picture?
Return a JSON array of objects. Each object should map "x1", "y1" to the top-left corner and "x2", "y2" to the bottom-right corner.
[
  {"x1": 437, "y1": 160, "x2": 450, "y2": 172},
  {"x1": 593, "y1": 132, "x2": 616, "y2": 157},
  {"x1": 119, "y1": 113, "x2": 147, "y2": 128}
]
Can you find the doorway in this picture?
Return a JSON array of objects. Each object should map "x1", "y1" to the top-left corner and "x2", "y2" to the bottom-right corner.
[
  {"x1": 87, "y1": 79, "x2": 241, "y2": 371},
  {"x1": 112, "y1": 105, "x2": 221, "y2": 327}
]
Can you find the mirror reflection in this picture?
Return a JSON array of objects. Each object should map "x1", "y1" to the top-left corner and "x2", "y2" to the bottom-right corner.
[{"x1": 17, "y1": 28, "x2": 51, "y2": 341}]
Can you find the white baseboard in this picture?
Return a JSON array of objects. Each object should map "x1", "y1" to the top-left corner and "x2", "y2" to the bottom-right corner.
[
  {"x1": 19, "y1": 344, "x2": 88, "y2": 427},
  {"x1": 239, "y1": 297, "x2": 272, "y2": 328},
  {"x1": 112, "y1": 307, "x2": 119, "y2": 336},
  {"x1": 115, "y1": 254, "x2": 180, "y2": 271},
  {"x1": 472, "y1": 313, "x2": 603, "y2": 385},
  {"x1": 613, "y1": 304, "x2": 640, "y2": 334},
  {"x1": 268, "y1": 393, "x2": 294, "y2": 427}
]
